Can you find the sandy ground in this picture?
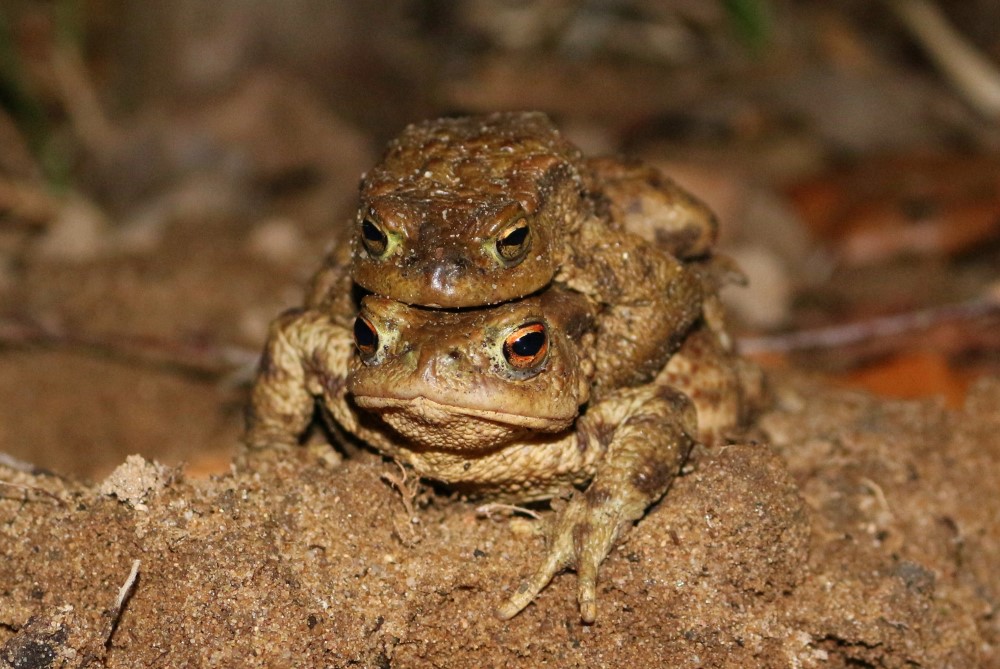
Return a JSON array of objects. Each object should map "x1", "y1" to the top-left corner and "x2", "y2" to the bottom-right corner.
[
  {"x1": 2, "y1": 5, "x2": 1000, "y2": 666},
  {"x1": 2, "y1": 373, "x2": 997, "y2": 668}
]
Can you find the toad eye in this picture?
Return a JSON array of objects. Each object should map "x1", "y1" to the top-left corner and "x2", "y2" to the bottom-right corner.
[
  {"x1": 360, "y1": 218, "x2": 389, "y2": 257},
  {"x1": 502, "y1": 322, "x2": 548, "y2": 370},
  {"x1": 353, "y1": 316, "x2": 379, "y2": 359},
  {"x1": 494, "y1": 218, "x2": 531, "y2": 265}
]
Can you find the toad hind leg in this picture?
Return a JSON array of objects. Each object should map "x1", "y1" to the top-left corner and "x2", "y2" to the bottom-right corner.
[
  {"x1": 496, "y1": 384, "x2": 697, "y2": 623},
  {"x1": 560, "y1": 223, "x2": 704, "y2": 391}
]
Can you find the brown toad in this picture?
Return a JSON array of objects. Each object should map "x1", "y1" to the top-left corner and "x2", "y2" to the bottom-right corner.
[
  {"x1": 246, "y1": 253, "x2": 755, "y2": 622},
  {"x1": 350, "y1": 112, "x2": 718, "y2": 305},
  {"x1": 318, "y1": 111, "x2": 719, "y2": 391}
]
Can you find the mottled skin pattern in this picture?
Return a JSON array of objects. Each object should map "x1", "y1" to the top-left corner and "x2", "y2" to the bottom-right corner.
[
  {"x1": 247, "y1": 112, "x2": 751, "y2": 622},
  {"x1": 334, "y1": 111, "x2": 717, "y2": 391},
  {"x1": 584, "y1": 156, "x2": 717, "y2": 259},
  {"x1": 351, "y1": 113, "x2": 584, "y2": 306},
  {"x1": 246, "y1": 256, "x2": 753, "y2": 623}
]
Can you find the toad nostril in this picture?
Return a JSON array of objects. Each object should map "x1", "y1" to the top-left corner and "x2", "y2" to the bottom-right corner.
[
  {"x1": 424, "y1": 253, "x2": 472, "y2": 294},
  {"x1": 429, "y1": 264, "x2": 460, "y2": 292},
  {"x1": 421, "y1": 348, "x2": 463, "y2": 382}
]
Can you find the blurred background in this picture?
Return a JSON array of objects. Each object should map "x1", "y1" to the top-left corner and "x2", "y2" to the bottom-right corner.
[{"x1": 1, "y1": 0, "x2": 998, "y2": 478}]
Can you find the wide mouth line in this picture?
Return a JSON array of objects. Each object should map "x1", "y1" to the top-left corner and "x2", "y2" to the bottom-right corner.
[
  {"x1": 352, "y1": 393, "x2": 563, "y2": 426},
  {"x1": 364, "y1": 280, "x2": 554, "y2": 313}
]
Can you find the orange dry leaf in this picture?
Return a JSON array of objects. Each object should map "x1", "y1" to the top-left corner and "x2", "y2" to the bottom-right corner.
[
  {"x1": 836, "y1": 350, "x2": 968, "y2": 409},
  {"x1": 786, "y1": 152, "x2": 1000, "y2": 265}
]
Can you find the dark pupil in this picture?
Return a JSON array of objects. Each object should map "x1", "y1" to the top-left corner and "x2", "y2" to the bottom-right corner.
[
  {"x1": 497, "y1": 224, "x2": 529, "y2": 257},
  {"x1": 511, "y1": 330, "x2": 545, "y2": 357},
  {"x1": 361, "y1": 219, "x2": 387, "y2": 253},
  {"x1": 353, "y1": 317, "x2": 378, "y2": 353}
]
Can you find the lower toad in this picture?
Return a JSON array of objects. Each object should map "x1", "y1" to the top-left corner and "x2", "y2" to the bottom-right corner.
[{"x1": 245, "y1": 255, "x2": 756, "y2": 622}]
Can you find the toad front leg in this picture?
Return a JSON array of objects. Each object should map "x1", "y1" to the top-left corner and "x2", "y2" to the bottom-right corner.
[
  {"x1": 497, "y1": 383, "x2": 697, "y2": 623},
  {"x1": 244, "y1": 307, "x2": 358, "y2": 451}
]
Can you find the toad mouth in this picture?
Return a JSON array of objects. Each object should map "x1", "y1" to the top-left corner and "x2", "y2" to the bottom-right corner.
[{"x1": 352, "y1": 394, "x2": 572, "y2": 432}]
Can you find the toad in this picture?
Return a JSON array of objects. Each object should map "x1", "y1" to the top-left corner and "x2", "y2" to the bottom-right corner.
[
  {"x1": 349, "y1": 112, "x2": 718, "y2": 305},
  {"x1": 315, "y1": 112, "x2": 720, "y2": 390},
  {"x1": 246, "y1": 255, "x2": 754, "y2": 622}
]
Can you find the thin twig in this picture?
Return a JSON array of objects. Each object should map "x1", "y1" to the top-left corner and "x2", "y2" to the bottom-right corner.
[
  {"x1": 380, "y1": 462, "x2": 422, "y2": 545},
  {"x1": 380, "y1": 462, "x2": 418, "y2": 520},
  {"x1": 49, "y1": 46, "x2": 119, "y2": 153},
  {"x1": 0, "y1": 451, "x2": 41, "y2": 474},
  {"x1": 886, "y1": 0, "x2": 1000, "y2": 118},
  {"x1": 105, "y1": 559, "x2": 141, "y2": 650},
  {"x1": 475, "y1": 503, "x2": 542, "y2": 521},
  {"x1": 0, "y1": 178, "x2": 60, "y2": 229},
  {"x1": 0, "y1": 480, "x2": 66, "y2": 505},
  {"x1": 737, "y1": 291, "x2": 1000, "y2": 355},
  {"x1": 114, "y1": 559, "x2": 141, "y2": 611},
  {"x1": 859, "y1": 477, "x2": 894, "y2": 521},
  {"x1": 0, "y1": 316, "x2": 259, "y2": 379}
]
